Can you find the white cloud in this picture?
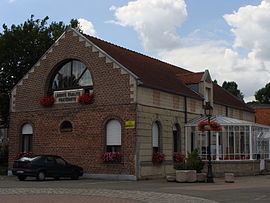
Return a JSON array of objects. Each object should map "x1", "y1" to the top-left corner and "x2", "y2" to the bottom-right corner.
[
  {"x1": 111, "y1": 0, "x2": 270, "y2": 102},
  {"x1": 110, "y1": 0, "x2": 187, "y2": 51},
  {"x1": 9, "y1": 0, "x2": 16, "y2": 2},
  {"x1": 78, "y1": 18, "x2": 97, "y2": 36},
  {"x1": 159, "y1": 36, "x2": 270, "y2": 102},
  {"x1": 224, "y1": 0, "x2": 270, "y2": 61}
]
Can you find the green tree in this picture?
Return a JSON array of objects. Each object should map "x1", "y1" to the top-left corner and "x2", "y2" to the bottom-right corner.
[
  {"x1": 0, "y1": 15, "x2": 79, "y2": 126},
  {"x1": 222, "y1": 81, "x2": 244, "y2": 101},
  {"x1": 255, "y1": 82, "x2": 270, "y2": 104}
]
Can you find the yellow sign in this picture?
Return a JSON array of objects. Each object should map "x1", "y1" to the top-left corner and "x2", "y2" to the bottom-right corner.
[{"x1": 125, "y1": 121, "x2": 136, "y2": 129}]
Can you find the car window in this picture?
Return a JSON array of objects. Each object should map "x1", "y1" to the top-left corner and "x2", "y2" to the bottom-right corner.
[
  {"x1": 45, "y1": 156, "x2": 55, "y2": 164},
  {"x1": 55, "y1": 157, "x2": 66, "y2": 165},
  {"x1": 31, "y1": 156, "x2": 44, "y2": 164}
]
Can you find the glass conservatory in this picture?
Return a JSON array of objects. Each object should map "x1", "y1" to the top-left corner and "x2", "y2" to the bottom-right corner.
[{"x1": 185, "y1": 115, "x2": 270, "y2": 161}]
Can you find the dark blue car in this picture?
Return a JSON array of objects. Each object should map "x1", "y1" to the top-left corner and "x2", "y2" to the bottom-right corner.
[{"x1": 12, "y1": 155, "x2": 83, "y2": 181}]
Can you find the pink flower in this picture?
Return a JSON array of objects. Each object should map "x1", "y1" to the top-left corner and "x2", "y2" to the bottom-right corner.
[
  {"x1": 40, "y1": 95, "x2": 55, "y2": 107},
  {"x1": 152, "y1": 152, "x2": 165, "y2": 163},
  {"x1": 78, "y1": 93, "x2": 94, "y2": 104},
  {"x1": 100, "y1": 152, "x2": 122, "y2": 163},
  {"x1": 198, "y1": 121, "x2": 221, "y2": 131},
  {"x1": 173, "y1": 152, "x2": 185, "y2": 162}
]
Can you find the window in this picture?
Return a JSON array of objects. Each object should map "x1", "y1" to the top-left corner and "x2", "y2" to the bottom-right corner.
[
  {"x1": 21, "y1": 124, "x2": 33, "y2": 152},
  {"x1": 173, "y1": 124, "x2": 181, "y2": 153},
  {"x1": 60, "y1": 121, "x2": 73, "y2": 132},
  {"x1": 205, "y1": 87, "x2": 211, "y2": 102},
  {"x1": 152, "y1": 122, "x2": 161, "y2": 153},
  {"x1": 106, "y1": 120, "x2": 121, "y2": 152},
  {"x1": 51, "y1": 60, "x2": 93, "y2": 91},
  {"x1": 55, "y1": 157, "x2": 66, "y2": 165}
]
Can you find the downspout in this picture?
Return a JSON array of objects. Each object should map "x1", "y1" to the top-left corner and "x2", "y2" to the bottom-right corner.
[
  {"x1": 184, "y1": 96, "x2": 187, "y2": 123},
  {"x1": 184, "y1": 96, "x2": 188, "y2": 156}
]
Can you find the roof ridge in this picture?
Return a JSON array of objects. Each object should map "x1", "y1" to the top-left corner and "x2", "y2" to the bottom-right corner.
[
  {"x1": 177, "y1": 72, "x2": 204, "y2": 77},
  {"x1": 83, "y1": 34, "x2": 192, "y2": 74}
]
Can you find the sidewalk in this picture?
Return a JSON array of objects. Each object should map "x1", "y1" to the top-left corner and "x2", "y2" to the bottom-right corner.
[{"x1": 1, "y1": 175, "x2": 270, "y2": 202}]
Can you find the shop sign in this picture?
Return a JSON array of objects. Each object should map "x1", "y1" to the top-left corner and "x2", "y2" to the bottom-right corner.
[
  {"x1": 54, "y1": 89, "x2": 83, "y2": 104},
  {"x1": 125, "y1": 121, "x2": 136, "y2": 129}
]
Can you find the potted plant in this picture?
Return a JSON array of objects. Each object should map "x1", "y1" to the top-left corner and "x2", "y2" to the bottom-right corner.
[
  {"x1": 198, "y1": 121, "x2": 221, "y2": 132},
  {"x1": 174, "y1": 149, "x2": 205, "y2": 182}
]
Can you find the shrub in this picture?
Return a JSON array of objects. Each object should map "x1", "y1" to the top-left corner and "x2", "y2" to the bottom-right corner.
[{"x1": 174, "y1": 149, "x2": 204, "y2": 173}]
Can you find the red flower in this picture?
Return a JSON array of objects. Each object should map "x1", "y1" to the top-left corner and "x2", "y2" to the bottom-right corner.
[
  {"x1": 100, "y1": 152, "x2": 122, "y2": 163},
  {"x1": 40, "y1": 95, "x2": 55, "y2": 107},
  {"x1": 173, "y1": 152, "x2": 185, "y2": 162},
  {"x1": 198, "y1": 121, "x2": 221, "y2": 131},
  {"x1": 152, "y1": 152, "x2": 165, "y2": 164},
  {"x1": 15, "y1": 151, "x2": 34, "y2": 159},
  {"x1": 78, "y1": 93, "x2": 94, "y2": 104}
]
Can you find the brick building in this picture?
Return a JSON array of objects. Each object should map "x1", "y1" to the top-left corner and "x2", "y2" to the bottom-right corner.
[
  {"x1": 249, "y1": 104, "x2": 270, "y2": 126},
  {"x1": 9, "y1": 28, "x2": 268, "y2": 179}
]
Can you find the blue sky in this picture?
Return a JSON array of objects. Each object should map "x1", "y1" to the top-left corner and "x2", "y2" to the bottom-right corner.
[{"x1": 0, "y1": 0, "x2": 268, "y2": 101}]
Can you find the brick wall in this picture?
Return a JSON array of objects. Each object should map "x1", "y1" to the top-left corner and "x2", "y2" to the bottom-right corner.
[
  {"x1": 9, "y1": 30, "x2": 137, "y2": 176},
  {"x1": 255, "y1": 107, "x2": 270, "y2": 126}
]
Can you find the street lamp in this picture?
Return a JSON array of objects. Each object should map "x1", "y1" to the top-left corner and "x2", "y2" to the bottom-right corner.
[{"x1": 205, "y1": 102, "x2": 214, "y2": 183}]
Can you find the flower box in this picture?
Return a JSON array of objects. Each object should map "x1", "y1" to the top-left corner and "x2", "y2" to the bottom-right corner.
[
  {"x1": 173, "y1": 152, "x2": 185, "y2": 162},
  {"x1": 152, "y1": 152, "x2": 165, "y2": 164},
  {"x1": 78, "y1": 93, "x2": 94, "y2": 104},
  {"x1": 39, "y1": 95, "x2": 55, "y2": 107},
  {"x1": 100, "y1": 152, "x2": 122, "y2": 163}
]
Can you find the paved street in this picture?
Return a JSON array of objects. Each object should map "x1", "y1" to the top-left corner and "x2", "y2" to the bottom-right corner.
[{"x1": 1, "y1": 175, "x2": 270, "y2": 202}]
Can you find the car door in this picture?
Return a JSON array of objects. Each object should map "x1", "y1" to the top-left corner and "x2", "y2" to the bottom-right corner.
[
  {"x1": 55, "y1": 156, "x2": 73, "y2": 177},
  {"x1": 44, "y1": 156, "x2": 57, "y2": 177}
]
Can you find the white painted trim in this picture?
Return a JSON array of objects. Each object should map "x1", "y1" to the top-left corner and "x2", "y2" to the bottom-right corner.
[
  {"x1": 216, "y1": 132, "x2": 220, "y2": 160},
  {"x1": 249, "y1": 125, "x2": 253, "y2": 160}
]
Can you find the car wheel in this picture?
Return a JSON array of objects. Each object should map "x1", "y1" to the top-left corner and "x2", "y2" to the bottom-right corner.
[
  {"x1": 71, "y1": 170, "x2": 79, "y2": 180},
  {"x1": 18, "y1": 175, "x2": 26, "y2": 181},
  {"x1": 36, "y1": 171, "x2": 46, "y2": 181}
]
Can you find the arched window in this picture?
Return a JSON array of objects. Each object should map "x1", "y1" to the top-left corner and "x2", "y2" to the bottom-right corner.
[
  {"x1": 106, "y1": 120, "x2": 121, "y2": 152},
  {"x1": 22, "y1": 124, "x2": 33, "y2": 152},
  {"x1": 51, "y1": 60, "x2": 93, "y2": 91},
  {"x1": 60, "y1": 121, "x2": 73, "y2": 132},
  {"x1": 152, "y1": 121, "x2": 161, "y2": 153},
  {"x1": 173, "y1": 124, "x2": 181, "y2": 152}
]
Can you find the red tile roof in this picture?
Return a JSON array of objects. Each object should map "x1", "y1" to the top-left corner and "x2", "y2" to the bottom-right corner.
[
  {"x1": 176, "y1": 72, "x2": 204, "y2": 84},
  {"x1": 213, "y1": 84, "x2": 253, "y2": 112},
  {"x1": 84, "y1": 35, "x2": 200, "y2": 99},
  {"x1": 83, "y1": 34, "x2": 252, "y2": 112}
]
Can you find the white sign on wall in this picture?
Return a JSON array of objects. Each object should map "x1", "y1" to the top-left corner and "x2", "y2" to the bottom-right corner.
[{"x1": 54, "y1": 89, "x2": 83, "y2": 104}]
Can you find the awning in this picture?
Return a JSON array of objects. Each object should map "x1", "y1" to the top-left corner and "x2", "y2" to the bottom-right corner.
[{"x1": 185, "y1": 115, "x2": 270, "y2": 129}]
